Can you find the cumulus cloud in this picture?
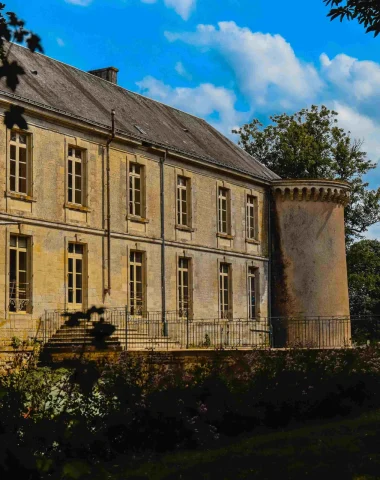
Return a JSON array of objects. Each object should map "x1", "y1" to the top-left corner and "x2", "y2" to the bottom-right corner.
[
  {"x1": 165, "y1": 22, "x2": 323, "y2": 107},
  {"x1": 136, "y1": 76, "x2": 247, "y2": 136},
  {"x1": 321, "y1": 53, "x2": 380, "y2": 101},
  {"x1": 65, "y1": 0, "x2": 92, "y2": 5},
  {"x1": 331, "y1": 102, "x2": 380, "y2": 157},
  {"x1": 140, "y1": 0, "x2": 196, "y2": 19},
  {"x1": 164, "y1": 0, "x2": 195, "y2": 20}
]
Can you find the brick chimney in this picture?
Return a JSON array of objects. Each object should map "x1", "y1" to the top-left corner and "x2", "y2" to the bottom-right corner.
[{"x1": 88, "y1": 67, "x2": 119, "y2": 84}]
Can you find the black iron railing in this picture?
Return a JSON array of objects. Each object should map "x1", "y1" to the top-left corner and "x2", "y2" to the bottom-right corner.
[{"x1": 39, "y1": 309, "x2": 380, "y2": 351}]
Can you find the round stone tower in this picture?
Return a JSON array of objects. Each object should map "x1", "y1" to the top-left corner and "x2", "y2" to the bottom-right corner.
[{"x1": 270, "y1": 179, "x2": 351, "y2": 347}]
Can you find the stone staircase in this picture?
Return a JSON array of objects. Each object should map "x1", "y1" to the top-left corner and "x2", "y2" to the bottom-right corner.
[{"x1": 42, "y1": 320, "x2": 181, "y2": 354}]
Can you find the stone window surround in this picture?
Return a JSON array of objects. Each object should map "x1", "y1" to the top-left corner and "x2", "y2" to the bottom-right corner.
[
  {"x1": 218, "y1": 257, "x2": 233, "y2": 320},
  {"x1": 176, "y1": 250, "x2": 194, "y2": 319},
  {"x1": 245, "y1": 190, "x2": 260, "y2": 245},
  {"x1": 5, "y1": 226, "x2": 34, "y2": 316},
  {"x1": 64, "y1": 235, "x2": 88, "y2": 311},
  {"x1": 7, "y1": 128, "x2": 34, "y2": 200},
  {"x1": 67, "y1": 145, "x2": 86, "y2": 207},
  {"x1": 174, "y1": 167, "x2": 194, "y2": 232},
  {"x1": 127, "y1": 243, "x2": 147, "y2": 314},
  {"x1": 126, "y1": 154, "x2": 148, "y2": 223}
]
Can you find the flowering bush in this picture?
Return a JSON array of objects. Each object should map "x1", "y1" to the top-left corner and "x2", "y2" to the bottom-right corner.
[{"x1": 1, "y1": 346, "x2": 380, "y2": 478}]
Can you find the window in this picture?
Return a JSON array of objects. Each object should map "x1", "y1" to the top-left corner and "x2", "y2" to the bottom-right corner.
[
  {"x1": 178, "y1": 258, "x2": 190, "y2": 318},
  {"x1": 246, "y1": 195, "x2": 257, "y2": 239},
  {"x1": 129, "y1": 163, "x2": 143, "y2": 217},
  {"x1": 218, "y1": 187, "x2": 230, "y2": 234},
  {"x1": 177, "y1": 176, "x2": 189, "y2": 226},
  {"x1": 219, "y1": 263, "x2": 231, "y2": 319},
  {"x1": 248, "y1": 267, "x2": 257, "y2": 319},
  {"x1": 68, "y1": 147, "x2": 84, "y2": 205},
  {"x1": 9, "y1": 130, "x2": 30, "y2": 195},
  {"x1": 68, "y1": 243, "x2": 85, "y2": 308},
  {"x1": 9, "y1": 235, "x2": 30, "y2": 312},
  {"x1": 130, "y1": 251, "x2": 144, "y2": 315}
]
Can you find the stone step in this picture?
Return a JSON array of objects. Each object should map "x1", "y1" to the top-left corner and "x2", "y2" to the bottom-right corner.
[
  {"x1": 42, "y1": 346, "x2": 123, "y2": 353},
  {"x1": 49, "y1": 332, "x2": 165, "y2": 340},
  {"x1": 47, "y1": 339, "x2": 120, "y2": 345}
]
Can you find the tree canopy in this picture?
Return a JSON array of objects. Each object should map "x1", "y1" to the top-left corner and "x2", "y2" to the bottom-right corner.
[
  {"x1": 233, "y1": 105, "x2": 380, "y2": 244},
  {"x1": 0, "y1": 3, "x2": 43, "y2": 129},
  {"x1": 324, "y1": 0, "x2": 380, "y2": 37},
  {"x1": 347, "y1": 239, "x2": 380, "y2": 315}
]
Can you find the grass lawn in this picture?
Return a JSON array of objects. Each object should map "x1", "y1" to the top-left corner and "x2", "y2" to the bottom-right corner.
[{"x1": 100, "y1": 410, "x2": 380, "y2": 480}]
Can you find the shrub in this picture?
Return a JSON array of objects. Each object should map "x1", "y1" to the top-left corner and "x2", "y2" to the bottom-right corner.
[{"x1": 2, "y1": 346, "x2": 380, "y2": 477}]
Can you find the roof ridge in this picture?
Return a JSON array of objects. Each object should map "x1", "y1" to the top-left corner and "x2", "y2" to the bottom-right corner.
[
  {"x1": 4, "y1": 42, "x2": 279, "y2": 182},
  {"x1": 9, "y1": 41, "x2": 210, "y2": 124}
]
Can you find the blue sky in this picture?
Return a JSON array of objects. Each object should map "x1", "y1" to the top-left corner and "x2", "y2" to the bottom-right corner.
[{"x1": 9, "y1": 0, "x2": 380, "y2": 237}]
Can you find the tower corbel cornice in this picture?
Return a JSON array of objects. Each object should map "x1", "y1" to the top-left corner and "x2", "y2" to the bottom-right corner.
[{"x1": 271, "y1": 179, "x2": 350, "y2": 206}]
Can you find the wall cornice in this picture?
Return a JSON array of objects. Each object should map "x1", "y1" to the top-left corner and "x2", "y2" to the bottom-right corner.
[{"x1": 271, "y1": 179, "x2": 350, "y2": 205}]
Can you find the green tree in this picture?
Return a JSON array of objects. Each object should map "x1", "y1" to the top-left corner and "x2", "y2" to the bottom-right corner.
[
  {"x1": 324, "y1": 1, "x2": 380, "y2": 37},
  {"x1": 0, "y1": 3, "x2": 43, "y2": 129},
  {"x1": 347, "y1": 239, "x2": 380, "y2": 315},
  {"x1": 233, "y1": 105, "x2": 380, "y2": 244}
]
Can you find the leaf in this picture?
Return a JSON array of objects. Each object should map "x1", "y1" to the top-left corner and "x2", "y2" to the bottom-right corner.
[
  {"x1": 6, "y1": 12, "x2": 24, "y2": 28},
  {"x1": 0, "y1": 59, "x2": 25, "y2": 91},
  {"x1": 62, "y1": 460, "x2": 91, "y2": 479},
  {"x1": 36, "y1": 456, "x2": 54, "y2": 474},
  {"x1": 4, "y1": 105, "x2": 28, "y2": 130},
  {"x1": 26, "y1": 33, "x2": 43, "y2": 53}
]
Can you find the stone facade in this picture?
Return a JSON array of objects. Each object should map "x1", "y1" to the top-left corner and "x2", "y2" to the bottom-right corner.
[
  {"x1": 0, "y1": 115, "x2": 270, "y2": 344},
  {"x1": 0, "y1": 44, "x2": 352, "y2": 351}
]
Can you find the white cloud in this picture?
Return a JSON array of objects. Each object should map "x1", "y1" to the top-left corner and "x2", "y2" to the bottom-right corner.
[
  {"x1": 140, "y1": 0, "x2": 196, "y2": 19},
  {"x1": 56, "y1": 38, "x2": 65, "y2": 47},
  {"x1": 175, "y1": 61, "x2": 192, "y2": 80},
  {"x1": 331, "y1": 102, "x2": 380, "y2": 160},
  {"x1": 165, "y1": 22, "x2": 323, "y2": 107},
  {"x1": 330, "y1": 102, "x2": 380, "y2": 194},
  {"x1": 136, "y1": 76, "x2": 247, "y2": 136},
  {"x1": 164, "y1": 0, "x2": 195, "y2": 20},
  {"x1": 321, "y1": 53, "x2": 380, "y2": 101},
  {"x1": 65, "y1": 0, "x2": 92, "y2": 5}
]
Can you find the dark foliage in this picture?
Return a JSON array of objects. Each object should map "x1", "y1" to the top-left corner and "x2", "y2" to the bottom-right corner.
[
  {"x1": 324, "y1": 0, "x2": 380, "y2": 37},
  {"x1": 233, "y1": 105, "x2": 380, "y2": 245},
  {"x1": 347, "y1": 239, "x2": 380, "y2": 315},
  {"x1": 0, "y1": 4, "x2": 43, "y2": 129},
  {"x1": 2, "y1": 344, "x2": 380, "y2": 478}
]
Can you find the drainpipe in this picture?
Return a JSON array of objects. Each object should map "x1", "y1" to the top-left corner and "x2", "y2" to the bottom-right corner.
[
  {"x1": 104, "y1": 109, "x2": 116, "y2": 296},
  {"x1": 160, "y1": 150, "x2": 167, "y2": 335},
  {"x1": 268, "y1": 186, "x2": 273, "y2": 345}
]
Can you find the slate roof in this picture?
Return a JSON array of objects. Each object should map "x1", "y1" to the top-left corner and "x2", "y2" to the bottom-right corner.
[{"x1": 0, "y1": 43, "x2": 279, "y2": 181}]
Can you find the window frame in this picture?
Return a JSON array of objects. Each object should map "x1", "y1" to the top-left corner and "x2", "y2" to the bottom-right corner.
[
  {"x1": 246, "y1": 194, "x2": 258, "y2": 241},
  {"x1": 176, "y1": 176, "x2": 191, "y2": 228},
  {"x1": 129, "y1": 163, "x2": 144, "y2": 218},
  {"x1": 9, "y1": 129, "x2": 32, "y2": 196},
  {"x1": 128, "y1": 162, "x2": 146, "y2": 219},
  {"x1": 67, "y1": 242, "x2": 86, "y2": 310},
  {"x1": 9, "y1": 234, "x2": 32, "y2": 314},
  {"x1": 248, "y1": 266, "x2": 258, "y2": 320},
  {"x1": 67, "y1": 146, "x2": 86, "y2": 206},
  {"x1": 218, "y1": 187, "x2": 230, "y2": 235},
  {"x1": 129, "y1": 250, "x2": 145, "y2": 316},
  {"x1": 219, "y1": 262, "x2": 232, "y2": 320},
  {"x1": 178, "y1": 257, "x2": 191, "y2": 319}
]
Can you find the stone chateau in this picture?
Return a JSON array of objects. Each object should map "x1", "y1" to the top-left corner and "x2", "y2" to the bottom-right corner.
[{"x1": 0, "y1": 44, "x2": 351, "y2": 349}]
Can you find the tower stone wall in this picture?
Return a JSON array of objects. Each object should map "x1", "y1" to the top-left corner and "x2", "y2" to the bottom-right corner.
[{"x1": 271, "y1": 179, "x2": 351, "y2": 347}]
